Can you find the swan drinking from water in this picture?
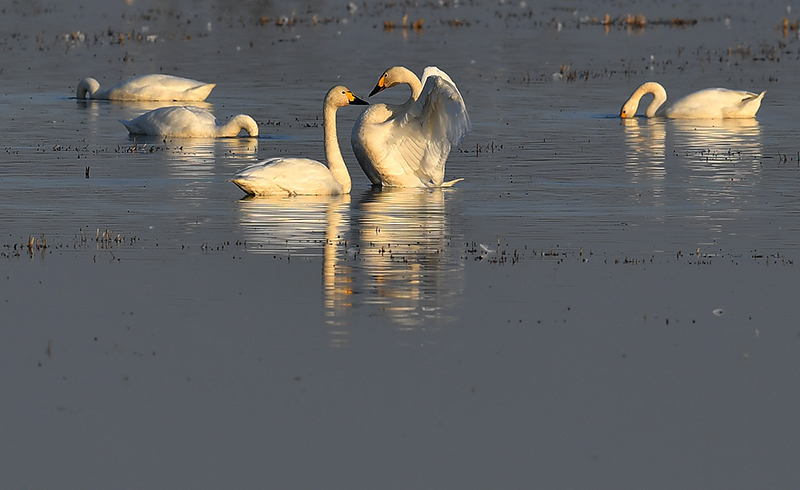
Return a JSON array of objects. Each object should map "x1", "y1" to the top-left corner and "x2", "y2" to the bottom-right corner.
[
  {"x1": 77, "y1": 74, "x2": 216, "y2": 101},
  {"x1": 120, "y1": 106, "x2": 258, "y2": 138},
  {"x1": 351, "y1": 66, "x2": 470, "y2": 187},
  {"x1": 230, "y1": 86, "x2": 368, "y2": 196},
  {"x1": 620, "y1": 82, "x2": 765, "y2": 119}
]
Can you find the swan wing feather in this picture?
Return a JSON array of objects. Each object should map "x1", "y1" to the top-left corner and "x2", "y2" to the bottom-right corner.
[{"x1": 384, "y1": 69, "x2": 470, "y2": 186}]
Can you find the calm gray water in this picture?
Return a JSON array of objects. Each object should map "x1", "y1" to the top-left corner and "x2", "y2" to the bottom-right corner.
[{"x1": 2, "y1": 0, "x2": 800, "y2": 488}]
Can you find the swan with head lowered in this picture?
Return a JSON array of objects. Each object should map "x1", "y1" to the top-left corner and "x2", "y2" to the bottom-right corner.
[
  {"x1": 120, "y1": 106, "x2": 258, "y2": 138},
  {"x1": 351, "y1": 66, "x2": 471, "y2": 187},
  {"x1": 620, "y1": 82, "x2": 765, "y2": 119},
  {"x1": 77, "y1": 74, "x2": 215, "y2": 101},
  {"x1": 230, "y1": 86, "x2": 368, "y2": 196}
]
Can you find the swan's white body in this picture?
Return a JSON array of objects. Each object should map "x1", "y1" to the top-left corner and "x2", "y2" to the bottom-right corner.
[
  {"x1": 351, "y1": 66, "x2": 470, "y2": 187},
  {"x1": 620, "y1": 82, "x2": 765, "y2": 119},
  {"x1": 77, "y1": 74, "x2": 215, "y2": 101},
  {"x1": 231, "y1": 86, "x2": 368, "y2": 196},
  {"x1": 120, "y1": 106, "x2": 258, "y2": 138}
]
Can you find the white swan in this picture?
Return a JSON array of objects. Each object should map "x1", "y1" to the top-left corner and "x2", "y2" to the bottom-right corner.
[
  {"x1": 620, "y1": 82, "x2": 765, "y2": 119},
  {"x1": 77, "y1": 74, "x2": 215, "y2": 101},
  {"x1": 351, "y1": 66, "x2": 471, "y2": 187},
  {"x1": 230, "y1": 86, "x2": 368, "y2": 196},
  {"x1": 120, "y1": 106, "x2": 258, "y2": 138}
]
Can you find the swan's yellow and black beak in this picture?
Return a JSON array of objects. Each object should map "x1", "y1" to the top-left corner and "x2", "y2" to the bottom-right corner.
[
  {"x1": 347, "y1": 91, "x2": 369, "y2": 106},
  {"x1": 369, "y1": 73, "x2": 388, "y2": 97},
  {"x1": 620, "y1": 110, "x2": 628, "y2": 118}
]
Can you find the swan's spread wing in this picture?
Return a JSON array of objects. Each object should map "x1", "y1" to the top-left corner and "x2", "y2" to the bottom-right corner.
[
  {"x1": 384, "y1": 71, "x2": 470, "y2": 186},
  {"x1": 231, "y1": 158, "x2": 341, "y2": 196}
]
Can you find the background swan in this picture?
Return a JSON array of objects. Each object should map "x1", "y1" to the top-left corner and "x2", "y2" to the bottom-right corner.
[
  {"x1": 120, "y1": 106, "x2": 258, "y2": 138},
  {"x1": 620, "y1": 82, "x2": 765, "y2": 119},
  {"x1": 77, "y1": 74, "x2": 215, "y2": 101},
  {"x1": 230, "y1": 86, "x2": 368, "y2": 196},
  {"x1": 351, "y1": 66, "x2": 471, "y2": 187}
]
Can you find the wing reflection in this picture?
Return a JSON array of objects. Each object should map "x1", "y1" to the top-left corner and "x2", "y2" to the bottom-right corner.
[{"x1": 352, "y1": 187, "x2": 463, "y2": 332}]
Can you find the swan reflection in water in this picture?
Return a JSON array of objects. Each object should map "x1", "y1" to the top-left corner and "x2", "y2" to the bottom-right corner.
[
  {"x1": 235, "y1": 187, "x2": 464, "y2": 345},
  {"x1": 670, "y1": 118, "x2": 762, "y2": 183},
  {"x1": 353, "y1": 187, "x2": 463, "y2": 334},
  {"x1": 621, "y1": 117, "x2": 667, "y2": 183},
  {"x1": 235, "y1": 195, "x2": 355, "y2": 343},
  {"x1": 623, "y1": 117, "x2": 763, "y2": 200}
]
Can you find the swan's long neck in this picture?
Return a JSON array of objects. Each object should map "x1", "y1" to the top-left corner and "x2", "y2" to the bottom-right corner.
[
  {"x1": 77, "y1": 78, "x2": 102, "y2": 99},
  {"x1": 323, "y1": 101, "x2": 351, "y2": 194},
  {"x1": 218, "y1": 115, "x2": 258, "y2": 137},
  {"x1": 394, "y1": 66, "x2": 423, "y2": 101},
  {"x1": 637, "y1": 82, "x2": 668, "y2": 117}
]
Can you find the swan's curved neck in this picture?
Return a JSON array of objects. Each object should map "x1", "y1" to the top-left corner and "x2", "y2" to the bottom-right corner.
[
  {"x1": 220, "y1": 115, "x2": 258, "y2": 137},
  {"x1": 394, "y1": 67, "x2": 423, "y2": 101},
  {"x1": 635, "y1": 82, "x2": 668, "y2": 117},
  {"x1": 323, "y1": 102, "x2": 351, "y2": 194},
  {"x1": 77, "y1": 78, "x2": 104, "y2": 99}
]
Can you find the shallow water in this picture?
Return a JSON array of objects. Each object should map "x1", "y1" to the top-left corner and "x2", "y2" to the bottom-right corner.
[{"x1": 2, "y1": 0, "x2": 800, "y2": 488}]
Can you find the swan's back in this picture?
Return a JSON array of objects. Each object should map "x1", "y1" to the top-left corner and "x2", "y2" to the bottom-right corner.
[
  {"x1": 121, "y1": 106, "x2": 220, "y2": 137},
  {"x1": 109, "y1": 74, "x2": 215, "y2": 101},
  {"x1": 231, "y1": 158, "x2": 344, "y2": 196},
  {"x1": 666, "y1": 88, "x2": 765, "y2": 118}
]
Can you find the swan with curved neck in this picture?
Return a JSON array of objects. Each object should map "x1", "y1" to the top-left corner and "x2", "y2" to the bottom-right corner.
[
  {"x1": 231, "y1": 86, "x2": 368, "y2": 196},
  {"x1": 76, "y1": 74, "x2": 215, "y2": 101},
  {"x1": 620, "y1": 81, "x2": 765, "y2": 119},
  {"x1": 120, "y1": 106, "x2": 258, "y2": 138},
  {"x1": 351, "y1": 66, "x2": 471, "y2": 187}
]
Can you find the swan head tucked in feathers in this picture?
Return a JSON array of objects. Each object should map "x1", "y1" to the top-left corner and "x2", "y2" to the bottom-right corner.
[{"x1": 77, "y1": 78, "x2": 101, "y2": 99}]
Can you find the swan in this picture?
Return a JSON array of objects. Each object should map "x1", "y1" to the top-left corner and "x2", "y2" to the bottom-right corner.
[
  {"x1": 76, "y1": 74, "x2": 215, "y2": 101},
  {"x1": 120, "y1": 106, "x2": 258, "y2": 138},
  {"x1": 620, "y1": 82, "x2": 765, "y2": 119},
  {"x1": 230, "y1": 86, "x2": 368, "y2": 196},
  {"x1": 351, "y1": 66, "x2": 471, "y2": 187}
]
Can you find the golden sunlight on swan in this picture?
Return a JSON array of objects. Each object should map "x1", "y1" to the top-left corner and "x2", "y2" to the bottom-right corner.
[
  {"x1": 120, "y1": 106, "x2": 257, "y2": 138},
  {"x1": 76, "y1": 74, "x2": 215, "y2": 101},
  {"x1": 351, "y1": 66, "x2": 471, "y2": 187},
  {"x1": 620, "y1": 82, "x2": 764, "y2": 119},
  {"x1": 230, "y1": 86, "x2": 368, "y2": 196}
]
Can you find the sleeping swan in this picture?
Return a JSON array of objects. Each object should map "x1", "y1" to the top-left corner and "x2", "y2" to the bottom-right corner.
[
  {"x1": 120, "y1": 106, "x2": 258, "y2": 137},
  {"x1": 351, "y1": 66, "x2": 471, "y2": 187},
  {"x1": 230, "y1": 86, "x2": 368, "y2": 196},
  {"x1": 620, "y1": 82, "x2": 765, "y2": 119},
  {"x1": 77, "y1": 74, "x2": 215, "y2": 101}
]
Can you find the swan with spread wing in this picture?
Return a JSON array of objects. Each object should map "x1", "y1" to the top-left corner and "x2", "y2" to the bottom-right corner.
[{"x1": 351, "y1": 66, "x2": 471, "y2": 187}]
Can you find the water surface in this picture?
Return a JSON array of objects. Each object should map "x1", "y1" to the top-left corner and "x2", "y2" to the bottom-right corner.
[{"x1": 2, "y1": 0, "x2": 800, "y2": 488}]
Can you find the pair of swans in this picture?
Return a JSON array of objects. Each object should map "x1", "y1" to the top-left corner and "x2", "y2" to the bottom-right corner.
[
  {"x1": 77, "y1": 74, "x2": 258, "y2": 138},
  {"x1": 620, "y1": 82, "x2": 765, "y2": 119},
  {"x1": 231, "y1": 66, "x2": 471, "y2": 196}
]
